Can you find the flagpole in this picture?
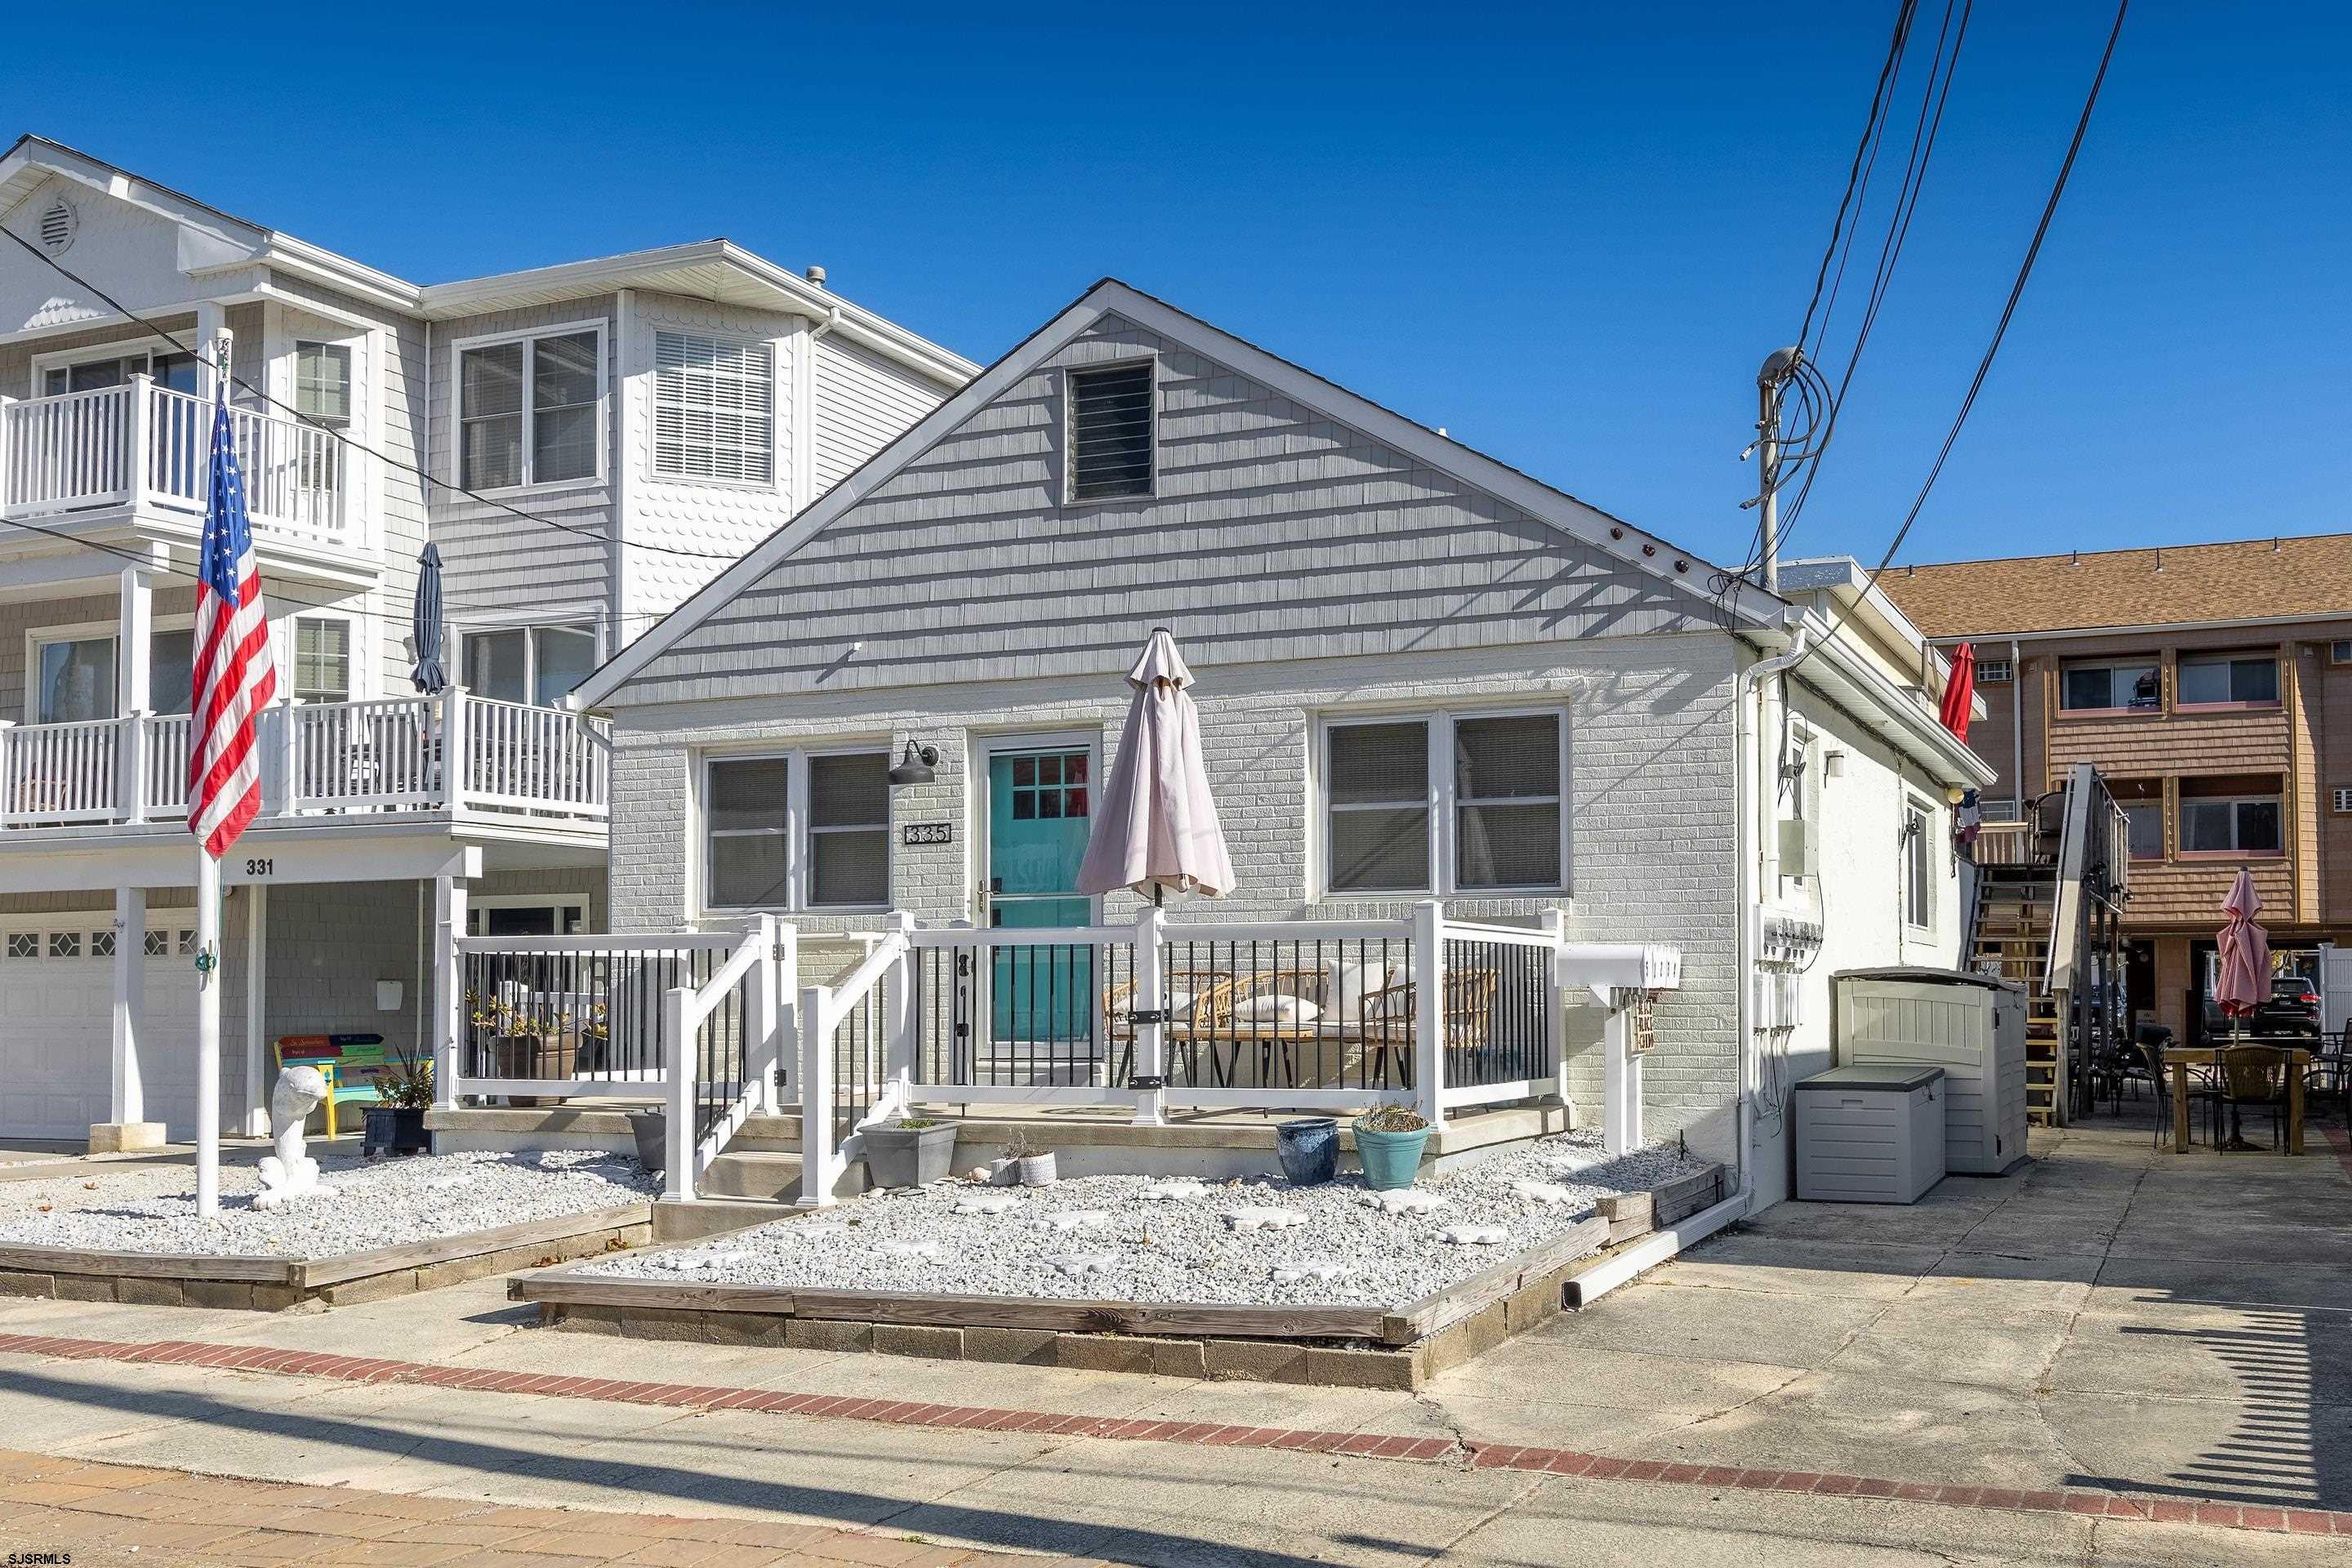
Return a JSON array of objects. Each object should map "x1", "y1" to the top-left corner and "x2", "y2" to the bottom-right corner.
[{"x1": 195, "y1": 846, "x2": 221, "y2": 1217}]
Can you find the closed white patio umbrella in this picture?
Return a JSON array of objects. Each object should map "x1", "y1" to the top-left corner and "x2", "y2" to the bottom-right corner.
[{"x1": 1076, "y1": 628, "x2": 1236, "y2": 903}]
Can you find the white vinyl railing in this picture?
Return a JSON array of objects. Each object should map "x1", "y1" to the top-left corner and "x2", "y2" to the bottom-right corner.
[
  {"x1": 0, "y1": 688, "x2": 609, "y2": 831},
  {"x1": 437, "y1": 907, "x2": 1684, "y2": 1209},
  {"x1": 0, "y1": 376, "x2": 349, "y2": 547}
]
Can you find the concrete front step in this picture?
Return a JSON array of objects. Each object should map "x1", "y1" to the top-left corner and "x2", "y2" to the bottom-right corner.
[
  {"x1": 651, "y1": 1196, "x2": 798, "y2": 1244},
  {"x1": 701, "y1": 1149, "x2": 807, "y2": 1202}
]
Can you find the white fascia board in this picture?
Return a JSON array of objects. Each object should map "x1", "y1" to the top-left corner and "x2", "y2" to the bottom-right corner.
[
  {"x1": 1776, "y1": 617, "x2": 1997, "y2": 789},
  {"x1": 0, "y1": 830, "x2": 482, "y2": 895},
  {"x1": 574, "y1": 279, "x2": 1788, "y2": 709},
  {"x1": 416, "y1": 240, "x2": 976, "y2": 388},
  {"x1": 1927, "y1": 610, "x2": 2352, "y2": 644}
]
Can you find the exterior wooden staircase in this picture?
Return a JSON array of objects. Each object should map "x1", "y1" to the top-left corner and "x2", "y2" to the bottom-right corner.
[
  {"x1": 1968, "y1": 884, "x2": 2065, "y2": 1124},
  {"x1": 1965, "y1": 764, "x2": 2131, "y2": 1128}
]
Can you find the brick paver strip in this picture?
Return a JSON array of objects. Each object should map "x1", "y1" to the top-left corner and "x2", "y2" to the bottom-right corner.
[{"x1": 2, "y1": 1330, "x2": 2346, "y2": 1539}]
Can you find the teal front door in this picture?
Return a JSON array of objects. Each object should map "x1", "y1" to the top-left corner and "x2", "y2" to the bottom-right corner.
[{"x1": 989, "y1": 748, "x2": 1094, "y2": 1051}]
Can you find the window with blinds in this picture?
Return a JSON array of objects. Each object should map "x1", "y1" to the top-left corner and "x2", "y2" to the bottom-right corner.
[
  {"x1": 458, "y1": 327, "x2": 600, "y2": 488},
  {"x1": 1067, "y1": 361, "x2": 1155, "y2": 501},
  {"x1": 654, "y1": 331, "x2": 774, "y2": 483}
]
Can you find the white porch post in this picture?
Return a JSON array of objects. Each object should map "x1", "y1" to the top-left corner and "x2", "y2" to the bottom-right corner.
[
  {"x1": 881, "y1": 911, "x2": 914, "y2": 1116},
  {"x1": 0, "y1": 720, "x2": 15, "y2": 830},
  {"x1": 109, "y1": 887, "x2": 146, "y2": 1127},
  {"x1": 124, "y1": 372, "x2": 153, "y2": 512},
  {"x1": 746, "y1": 913, "x2": 782, "y2": 1119},
  {"x1": 1601, "y1": 989, "x2": 1642, "y2": 1156},
  {"x1": 798, "y1": 982, "x2": 835, "y2": 1208},
  {"x1": 1129, "y1": 903, "x2": 1167, "y2": 1127},
  {"x1": 117, "y1": 565, "x2": 154, "y2": 825},
  {"x1": 762, "y1": 921, "x2": 797, "y2": 1114},
  {"x1": 274, "y1": 697, "x2": 300, "y2": 816},
  {"x1": 1542, "y1": 907, "x2": 1570, "y2": 1110},
  {"x1": 662, "y1": 986, "x2": 694, "y2": 1202},
  {"x1": 243, "y1": 884, "x2": 270, "y2": 1137},
  {"x1": 441, "y1": 685, "x2": 470, "y2": 811},
  {"x1": 433, "y1": 874, "x2": 466, "y2": 1111},
  {"x1": 1412, "y1": 899, "x2": 1448, "y2": 1129}
]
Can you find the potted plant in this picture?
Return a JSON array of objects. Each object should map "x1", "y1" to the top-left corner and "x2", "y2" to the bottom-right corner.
[
  {"x1": 863, "y1": 1117, "x2": 960, "y2": 1188},
  {"x1": 1016, "y1": 1134, "x2": 1058, "y2": 1187},
  {"x1": 1352, "y1": 1106, "x2": 1432, "y2": 1191},
  {"x1": 363, "y1": 1046, "x2": 434, "y2": 1158},
  {"x1": 466, "y1": 991, "x2": 581, "y2": 1107},
  {"x1": 987, "y1": 1129, "x2": 1032, "y2": 1187}
]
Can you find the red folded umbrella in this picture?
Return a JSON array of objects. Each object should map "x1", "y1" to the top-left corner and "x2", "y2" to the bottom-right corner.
[{"x1": 1938, "y1": 642, "x2": 1976, "y2": 742}]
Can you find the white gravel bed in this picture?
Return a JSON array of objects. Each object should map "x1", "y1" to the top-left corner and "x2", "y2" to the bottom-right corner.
[
  {"x1": 0, "y1": 1151, "x2": 656, "y2": 1260},
  {"x1": 582, "y1": 1132, "x2": 1704, "y2": 1310}
]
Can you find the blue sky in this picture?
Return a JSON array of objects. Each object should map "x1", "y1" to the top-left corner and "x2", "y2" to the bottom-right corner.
[{"x1": 7, "y1": 2, "x2": 2344, "y2": 572}]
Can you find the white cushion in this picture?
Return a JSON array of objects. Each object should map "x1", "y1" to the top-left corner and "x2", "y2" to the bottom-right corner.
[
  {"x1": 1327, "y1": 959, "x2": 1392, "y2": 1023},
  {"x1": 1234, "y1": 993, "x2": 1322, "y2": 1025}
]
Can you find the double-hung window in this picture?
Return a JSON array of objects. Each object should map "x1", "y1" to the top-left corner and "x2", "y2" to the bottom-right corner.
[
  {"x1": 457, "y1": 327, "x2": 600, "y2": 489},
  {"x1": 2180, "y1": 792, "x2": 2283, "y2": 855},
  {"x1": 462, "y1": 625, "x2": 599, "y2": 707},
  {"x1": 2060, "y1": 661, "x2": 2160, "y2": 712},
  {"x1": 291, "y1": 616, "x2": 353, "y2": 704},
  {"x1": 1323, "y1": 710, "x2": 1564, "y2": 894},
  {"x1": 33, "y1": 630, "x2": 194, "y2": 722},
  {"x1": 294, "y1": 341, "x2": 352, "y2": 427},
  {"x1": 653, "y1": 331, "x2": 774, "y2": 483},
  {"x1": 2176, "y1": 654, "x2": 2278, "y2": 707},
  {"x1": 704, "y1": 751, "x2": 891, "y2": 911}
]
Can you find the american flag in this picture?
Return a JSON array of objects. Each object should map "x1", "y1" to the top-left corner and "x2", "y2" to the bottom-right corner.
[{"x1": 189, "y1": 388, "x2": 277, "y2": 857}]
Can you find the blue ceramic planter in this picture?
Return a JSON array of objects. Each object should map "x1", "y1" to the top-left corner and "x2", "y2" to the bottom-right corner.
[
  {"x1": 1353, "y1": 1121, "x2": 1432, "y2": 1190},
  {"x1": 1275, "y1": 1117, "x2": 1338, "y2": 1185}
]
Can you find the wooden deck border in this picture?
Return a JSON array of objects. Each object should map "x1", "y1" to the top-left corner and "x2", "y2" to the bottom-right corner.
[
  {"x1": 512, "y1": 1167, "x2": 1724, "y2": 1388},
  {"x1": 0, "y1": 1204, "x2": 653, "y2": 1312}
]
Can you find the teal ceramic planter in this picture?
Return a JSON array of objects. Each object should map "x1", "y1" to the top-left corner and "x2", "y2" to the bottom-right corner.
[{"x1": 1352, "y1": 1121, "x2": 1431, "y2": 1190}]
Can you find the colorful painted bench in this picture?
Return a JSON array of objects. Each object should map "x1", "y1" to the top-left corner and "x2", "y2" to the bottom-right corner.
[{"x1": 273, "y1": 1035, "x2": 392, "y2": 1137}]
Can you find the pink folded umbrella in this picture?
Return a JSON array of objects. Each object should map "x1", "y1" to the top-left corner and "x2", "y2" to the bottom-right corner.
[
  {"x1": 2214, "y1": 868, "x2": 2270, "y2": 1023},
  {"x1": 1076, "y1": 628, "x2": 1236, "y2": 902}
]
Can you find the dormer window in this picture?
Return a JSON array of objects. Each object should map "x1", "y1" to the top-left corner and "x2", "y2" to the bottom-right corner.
[{"x1": 1066, "y1": 361, "x2": 1154, "y2": 502}]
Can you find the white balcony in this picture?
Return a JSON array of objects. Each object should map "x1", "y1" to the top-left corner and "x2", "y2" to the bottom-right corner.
[
  {"x1": 0, "y1": 688, "x2": 608, "y2": 835},
  {"x1": 0, "y1": 376, "x2": 354, "y2": 559}
]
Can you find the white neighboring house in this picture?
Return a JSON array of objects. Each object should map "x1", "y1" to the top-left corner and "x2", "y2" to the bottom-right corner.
[
  {"x1": 0, "y1": 134, "x2": 973, "y2": 1146},
  {"x1": 568, "y1": 278, "x2": 1997, "y2": 1214}
]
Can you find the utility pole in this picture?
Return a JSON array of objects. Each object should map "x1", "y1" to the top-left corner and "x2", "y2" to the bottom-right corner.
[{"x1": 1754, "y1": 347, "x2": 1802, "y2": 595}]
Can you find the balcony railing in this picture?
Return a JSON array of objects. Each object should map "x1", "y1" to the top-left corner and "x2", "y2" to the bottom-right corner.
[
  {"x1": 0, "y1": 376, "x2": 349, "y2": 549},
  {"x1": 0, "y1": 688, "x2": 608, "y2": 831}
]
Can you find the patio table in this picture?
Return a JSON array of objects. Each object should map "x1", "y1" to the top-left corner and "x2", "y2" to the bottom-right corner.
[{"x1": 2166, "y1": 1045, "x2": 2310, "y2": 1154}]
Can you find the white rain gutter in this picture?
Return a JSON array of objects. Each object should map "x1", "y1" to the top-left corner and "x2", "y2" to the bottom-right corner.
[{"x1": 1571, "y1": 630, "x2": 1811, "y2": 1309}]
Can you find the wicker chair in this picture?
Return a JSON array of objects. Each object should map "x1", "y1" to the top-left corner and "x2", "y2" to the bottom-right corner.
[{"x1": 2216, "y1": 1044, "x2": 2294, "y2": 1152}]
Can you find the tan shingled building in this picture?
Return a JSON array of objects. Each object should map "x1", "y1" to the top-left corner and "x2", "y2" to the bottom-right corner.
[{"x1": 1881, "y1": 532, "x2": 2352, "y2": 1045}]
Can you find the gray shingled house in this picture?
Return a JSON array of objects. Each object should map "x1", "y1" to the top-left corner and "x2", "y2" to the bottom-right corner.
[{"x1": 568, "y1": 279, "x2": 1992, "y2": 1215}]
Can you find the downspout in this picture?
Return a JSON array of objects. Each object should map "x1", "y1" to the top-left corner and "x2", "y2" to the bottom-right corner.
[
  {"x1": 1572, "y1": 626, "x2": 1811, "y2": 1307},
  {"x1": 2011, "y1": 637, "x2": 2024, "y2": 810}
]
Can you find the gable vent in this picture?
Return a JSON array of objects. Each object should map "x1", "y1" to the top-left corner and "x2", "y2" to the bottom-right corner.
[
  {"x1": 1067, "y1": 360, "x2": 1155, "y2": 502},
  {"x1": 36, "y1": 198, "x2": 76, "y2": 255}
]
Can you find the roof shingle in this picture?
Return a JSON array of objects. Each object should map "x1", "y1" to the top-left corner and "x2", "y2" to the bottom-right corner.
[{"x1": 1879, "y1": 533, "x2": 2352, "y2": 639}]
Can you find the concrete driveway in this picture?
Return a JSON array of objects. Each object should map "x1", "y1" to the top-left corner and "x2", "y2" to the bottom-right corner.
[{"x1": 1437, "y1": 1117, "x2": 2352, "y2": 1518}]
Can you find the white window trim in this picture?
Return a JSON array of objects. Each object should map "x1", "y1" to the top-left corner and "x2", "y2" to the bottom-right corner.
[
  {"x1": 2059, "y1": 659, "x2": 2162, "y2": 713},
  {"x1": 1062, "y1": 355, "x2": 1160, "y2": 506},
  {"x1": 698, "y1": 744, "x2": 894, "y2": 915},
  {"x1": 1976, "y1": 658, "x2": 2013, "y2": 684},
  {"x1": 27, "y1": 334, "x2": 192, "y2": 397},
  {"x1": 465, "y1": 893, "x2": 592, "y2": 936},
  {"x1": 448, "y1": 318, "x2": 608, "y2": 497},
  {"x1": 284, "y1": 608, "x2": 364, "y2": 705},
  {"x1": 24, "y1": 613, "x2": 199, "y2": 724},
  {"x1": 1901, "y1": 795, "x2": 1938, "y2": 933},
  {"x1": 456, "y1": 621, "x2": 602, "y2": 709},
  {"x1": 291, "y1": 337, "x2": 356, "y2": 428},
  {"x1": 648, "y1": 327, "x2": 781, "y2": 492},
  {"x1": 1314, "y1": 706, "x2": 1570, "y2": 898},
  {"x1": 2332, "y1": 787, "x2": 2352, "y2": 814}
]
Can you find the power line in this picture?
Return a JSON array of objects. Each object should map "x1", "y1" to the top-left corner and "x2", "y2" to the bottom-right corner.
[
  {"x1": 1794, "y1": 0, "x2": 1922, "y2": 358},
  {"x1": 0, "y1": 225, "x2": 748, "y2": 563},
  {"x1": 1807, "y1": 0, "x2": 2130, "y2": 660}
]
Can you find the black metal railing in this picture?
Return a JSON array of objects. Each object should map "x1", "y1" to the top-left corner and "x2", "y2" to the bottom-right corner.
[
  {"x1": 832, "y1": 977, "x2": 888, "y2": 1127},
  {"x1": 1150, "y1": 935, "x2": 1417, "y2": 1095},
  {"x1": 1441, "y1": 936, "x2": 1553, "y2": 1089},
  {"x1": 909, "y1": 939, "x2": 1120, "y2": 1090},
  {"x1": 692, "y1": 962, "x2": 755, "y2": 1149},
  {"x1": 461, "y1": 943, "x2": 722, "y2": 1085}
]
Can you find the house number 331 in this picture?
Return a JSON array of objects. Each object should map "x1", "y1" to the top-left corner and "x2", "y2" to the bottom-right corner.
[{"x1": 243, "y1": 858, "x2": 275, "y2": 878}]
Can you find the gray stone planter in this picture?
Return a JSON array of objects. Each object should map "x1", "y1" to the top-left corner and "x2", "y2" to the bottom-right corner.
[{"x1": 863, "y1": 1121, "x2": 959, "y2": 1188}]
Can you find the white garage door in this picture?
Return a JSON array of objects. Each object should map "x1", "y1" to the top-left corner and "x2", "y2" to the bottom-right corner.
[{"x1": 0, "y1": 918, "x2": 202, "y2": 1142}]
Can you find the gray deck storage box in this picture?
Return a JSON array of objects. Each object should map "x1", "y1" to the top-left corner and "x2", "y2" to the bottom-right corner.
[
  {"x1": 1833, "y1": 967, "x2": 2029, "y2": 1176},
  {"x1": 1794, "y1": 1065, "x2": 1947, "y2": 1204}
]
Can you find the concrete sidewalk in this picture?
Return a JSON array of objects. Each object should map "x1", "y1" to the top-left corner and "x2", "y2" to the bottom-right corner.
[{"x1": 0, "y1": 1119, "x2": 2343, "y2": 1564}]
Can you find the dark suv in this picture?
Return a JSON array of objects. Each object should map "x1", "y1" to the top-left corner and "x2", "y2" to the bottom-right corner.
[{"x1": 2199, "y1": 974, "x2": 2322, "y2": 1040}]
